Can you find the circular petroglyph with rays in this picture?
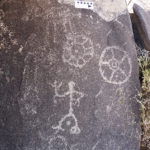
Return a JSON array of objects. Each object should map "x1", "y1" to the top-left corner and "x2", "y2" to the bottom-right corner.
[
  {"x1": 99, "y1": 46, "x2": 132, "y2": 85},
  {"x1": 62, "y1": 34, "x2": 94, "y2": 68}
]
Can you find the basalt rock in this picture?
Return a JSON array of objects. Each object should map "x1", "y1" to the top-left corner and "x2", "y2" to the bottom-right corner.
[
  {"x1": 133, "y1": 4, "x2": 150, "y2": 51},
  {"x1": 0, "y1": 0, "x2": 141, "y2": 150}
]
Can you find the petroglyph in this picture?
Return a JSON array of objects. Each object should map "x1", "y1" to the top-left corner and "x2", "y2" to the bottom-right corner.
[
  {"x1": 46, "y1": 20, "x2": 60, "y2": 44},
  {"x1": 20, "y1": 86, "x2": 40, "y2": 116},
  {"x1": 92, "y1": 139, "x2": 121, "y2": 150},
  {"x1": 62, "y1": 34, "x2": 94, "y2": 68},
  {"x1": 99, "y1": 46, "x2": 132, "y2": 85},
  {"x1": 49, "y1": 8, "x2": 95, "y2": 68},
  {"x1": 116, "y1": 87, "x2": 126, "y2": 103},
  {"x1": 45, "y1": 6, "x2": 95, "y2": 68},
  {"x1": 71, "y1": 143, "x2": 85, "y2": 150},
  {"x1": 48, "y1": 135, "x2": 68, "y2": 150},
  {"x1": 51, "y1": 81, "x2": 84, "y2": 134},
  {"x1": 95, "y1": 84, "x2": 105, "y2": 98}
]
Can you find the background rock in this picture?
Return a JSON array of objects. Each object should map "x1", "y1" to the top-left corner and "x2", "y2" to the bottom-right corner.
[{"x1": 0, "y1": 0, "x2": 141, "y2": 150}]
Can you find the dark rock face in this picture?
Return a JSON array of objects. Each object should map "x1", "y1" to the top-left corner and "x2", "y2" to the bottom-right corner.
[
  {"x1": 133, "y1": 4, "x2": 150, "y2": 51},
  {"x1": 0, "y1": 0, "x2": 141, "y2": 150}
]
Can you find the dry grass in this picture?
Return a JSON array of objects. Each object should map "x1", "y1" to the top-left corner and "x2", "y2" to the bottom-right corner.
[{"x1": 137, "y1": 45, "x2": 150, "y2": 149}]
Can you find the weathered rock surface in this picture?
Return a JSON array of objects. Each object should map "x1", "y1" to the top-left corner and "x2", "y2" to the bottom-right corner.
[
  {"x1": 133, "y1": 4, "x2": 150, "y2": 51},
  {"x1": 0, "y1": 0, "x2": 141, "y2": 150}
]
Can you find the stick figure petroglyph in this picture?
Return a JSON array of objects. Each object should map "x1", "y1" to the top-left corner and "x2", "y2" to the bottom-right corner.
[
  {"x1": 99, "y1": 46, "x2": 132, "y2": 85},
  {"x1": 51, "y1": 81, "x2": 85, "y2": 135}
]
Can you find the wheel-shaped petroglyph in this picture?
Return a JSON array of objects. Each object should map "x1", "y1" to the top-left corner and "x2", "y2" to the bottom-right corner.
[
  {"x1": 99, "y1": 46, "x2": 132, "y2": 85},
  {"x1": 48, "y1": 135, "x2": 68, "y2": 150},
  {"x1": 51, "y1": 81, "x2": 84, "y2": 135},
  {"x1": 62, "y1": 34, "x2": 94, "y2": 68}
]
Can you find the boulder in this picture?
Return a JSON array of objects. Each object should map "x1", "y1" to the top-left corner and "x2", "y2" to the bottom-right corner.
[
  {"x1": 133, "y1": 4, "x2": 150, "y2": 51},
  {"x1": 0, "y1": 0, "x2": 141, "y2": 150}
]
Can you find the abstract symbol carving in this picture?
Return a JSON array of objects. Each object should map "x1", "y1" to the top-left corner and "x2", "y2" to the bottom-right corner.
[
  {"x1": 51, "y1": 81, "x2": 84, "y2": 135},
  {"x1": 92, "y1": 134, "x2": 130, "y2": 150},
  {"x1": 48, "y1": 135, "x2": 68, "y2": 150},
  {"x1": 62, "y1": 34, "x2": 94, "y2": 68},
  {"x1": 71, "y1": 143, "x2": 86, "y2": 150},
  {"x1": 99, "y1": 46, "x2": 132, "y2": 84},
  {"x1": 92, "y1": 139, "x2": 120, "y2": 150},
  {"x1": 45, "y1": 7, "x2": 95, "y2": 68}
]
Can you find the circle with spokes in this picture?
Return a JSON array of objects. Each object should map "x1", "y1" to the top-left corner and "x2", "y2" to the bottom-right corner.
[
  {"x1": 99, "y1": 46, "x2": 132, "y2": 85},
  {"x1": 62, "y1": 34, "x2": 94, "y2": 68}
]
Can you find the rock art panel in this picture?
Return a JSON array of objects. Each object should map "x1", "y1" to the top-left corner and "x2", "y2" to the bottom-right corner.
[{"x1": 0, "y1": 0, "x2": 141, "y2": 150}]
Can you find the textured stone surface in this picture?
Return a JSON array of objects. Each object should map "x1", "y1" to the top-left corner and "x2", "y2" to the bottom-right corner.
[
  {"x1": 133, "y1": 4, "x2": 150, "y2": 51},
  {"x1": 0, "y1": 0, "x2": 141, "y2": 150}
]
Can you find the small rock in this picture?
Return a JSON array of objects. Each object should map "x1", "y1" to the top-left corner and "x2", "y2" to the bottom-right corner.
[{"x1": 133, "y1": 4, "x2": 150, "y2": 51}]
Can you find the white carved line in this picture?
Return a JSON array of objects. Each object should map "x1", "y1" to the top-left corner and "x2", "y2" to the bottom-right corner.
[{"x1": 92, "y1": 139, "x2": 119, "y2": 150}]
